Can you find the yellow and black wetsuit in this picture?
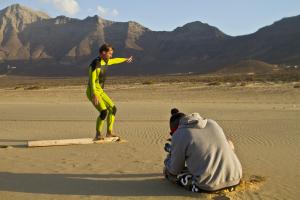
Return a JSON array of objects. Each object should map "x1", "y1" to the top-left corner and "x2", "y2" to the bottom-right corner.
[{"x1": 86, "y1": 56, "x2": 127, "y2": 133}]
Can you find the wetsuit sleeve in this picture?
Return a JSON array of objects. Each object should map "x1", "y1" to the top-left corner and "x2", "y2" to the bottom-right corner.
[
  {"x1": 89, "y1": 59, "x2": 98, "y2": 94},
  {"x1": 107, "y1": 58, "x2": 128, "y2": 66},
  {"x1": 90, "y1": 68, "x2": 97, "y2": 94}
]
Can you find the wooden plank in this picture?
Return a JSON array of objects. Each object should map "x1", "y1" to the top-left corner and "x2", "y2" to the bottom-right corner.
[{"x1": 27, "y1": 137, "x2": 123, "y2": 147}]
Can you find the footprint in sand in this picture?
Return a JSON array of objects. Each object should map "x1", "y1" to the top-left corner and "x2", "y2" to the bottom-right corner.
[{"x1": 209, "y1": 175, "x2": 266, "y2": 199}]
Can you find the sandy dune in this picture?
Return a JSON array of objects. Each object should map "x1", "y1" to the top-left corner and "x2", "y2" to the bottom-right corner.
[{"x1": 0, "y1": 82, "x2": 299, "y2": 199}]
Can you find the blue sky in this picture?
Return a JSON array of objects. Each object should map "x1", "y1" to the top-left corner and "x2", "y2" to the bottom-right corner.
[{"x1": 1, "y1": 0, "x2": 300, "y2": 36}]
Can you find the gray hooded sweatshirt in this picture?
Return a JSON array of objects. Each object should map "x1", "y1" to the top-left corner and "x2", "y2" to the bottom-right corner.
[{"x1": 165, "y1": 113, "x2": 242, "y2": 191}]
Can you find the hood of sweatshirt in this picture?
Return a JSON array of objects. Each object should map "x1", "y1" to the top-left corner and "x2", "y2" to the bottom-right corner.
[{"x1": 179, "y1": 113, "x2": 208, "y2": 129}]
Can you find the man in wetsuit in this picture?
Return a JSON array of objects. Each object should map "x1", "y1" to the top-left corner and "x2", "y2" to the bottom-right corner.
[{"x1": 86, "y1": 44, "x2": 133, "y2": 140}]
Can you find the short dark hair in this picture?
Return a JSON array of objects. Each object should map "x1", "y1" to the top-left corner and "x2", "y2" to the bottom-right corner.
[{"x1": 99, "y1": 44, "x2": 113, "y2": 53}]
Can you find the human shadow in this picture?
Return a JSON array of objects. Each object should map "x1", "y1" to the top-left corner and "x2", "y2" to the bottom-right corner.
[{"x1": 0, "y1": 172, "x2": 201, "y2": 197}]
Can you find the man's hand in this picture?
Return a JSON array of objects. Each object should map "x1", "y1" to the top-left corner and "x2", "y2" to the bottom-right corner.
[
  {"x1": 92, "y1": 94, "x2": 99, "y2": 105},
  {"x1": 127, "y1": 56, "x2": 133, "y2": 63}
]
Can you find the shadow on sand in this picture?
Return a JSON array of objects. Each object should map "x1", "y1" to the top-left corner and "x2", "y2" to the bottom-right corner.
[
  {"x1": 0, "y1": 139, "x2": 28, "y2": 148},
  {"x1": 0, "y1": 172, "x2": 202, "y2": 197}
]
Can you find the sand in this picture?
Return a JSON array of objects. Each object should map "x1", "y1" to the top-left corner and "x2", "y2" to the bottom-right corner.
[{"x1": 0, "y1": 81, "x2": 299, "y2": 200}]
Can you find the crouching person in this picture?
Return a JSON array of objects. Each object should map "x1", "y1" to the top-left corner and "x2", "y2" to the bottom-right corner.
[{"x1": 163, "y1": 108, "x2": 242, "y2": 192}]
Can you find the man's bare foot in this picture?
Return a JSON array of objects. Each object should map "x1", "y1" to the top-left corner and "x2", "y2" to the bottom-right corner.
[
  {"x1": 106, "y1": 131, "x2": 119, "y2": 138},
  {"x1": 93, "y1": 132, "x2": 104, "y2": 141}
]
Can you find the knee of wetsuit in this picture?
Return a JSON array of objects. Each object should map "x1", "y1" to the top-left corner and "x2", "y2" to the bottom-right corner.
[
  {"x1": 112, "y1": 106, "x2": 117, "y2": 115},
  {"x1": 100, "y1": 110, "x2": 108, "y2": 120}
]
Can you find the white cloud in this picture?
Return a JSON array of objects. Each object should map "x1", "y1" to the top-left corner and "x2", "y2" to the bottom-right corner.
[
  {"x1": 38, "y1": 0, "x2": 50, "y2": 3},
  {"x1": 96, "y1": 5, "x2": 119, "y2": 17},
  {"x1": 51, "y1": 0, "x2": 80, "y2": 15},
  {"x1": 111, "y1": 9, "x2": 119, "y2": 17},
  {"x1": 97, "y1": 5, "x2": 107, "y2": 16}
]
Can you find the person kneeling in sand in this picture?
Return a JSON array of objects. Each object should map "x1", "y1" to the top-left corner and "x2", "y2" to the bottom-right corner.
[{"x1": 163, "y1": 108, "x2": 242, "y2": 192}]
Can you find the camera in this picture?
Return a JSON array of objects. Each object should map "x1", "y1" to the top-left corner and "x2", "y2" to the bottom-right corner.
[{"x1": 164, "y1": 142, "x2": 172, "y2": 153}]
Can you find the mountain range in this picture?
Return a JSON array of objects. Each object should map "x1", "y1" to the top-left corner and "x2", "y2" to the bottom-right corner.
[{"x1": 0, "y1": 4, "x2": 299, "y2": 76}]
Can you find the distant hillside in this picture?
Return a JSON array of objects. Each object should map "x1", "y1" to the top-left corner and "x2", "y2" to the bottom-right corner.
[
  {"x1": 0, "y1": 4, "x2": 299, "y2": 76},
  {"x1": 218, "y1": 60, "x2": 280, "y2": 74}
]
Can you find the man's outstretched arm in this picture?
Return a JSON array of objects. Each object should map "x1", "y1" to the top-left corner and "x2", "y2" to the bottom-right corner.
[{"x1": 104, "y1": 56, "x2": 133, "y2": 66}]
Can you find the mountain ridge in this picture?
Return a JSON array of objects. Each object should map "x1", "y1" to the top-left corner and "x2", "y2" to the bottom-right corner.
[{"x1": 0, "y1": 4, "x2": 299, "y2": 76}]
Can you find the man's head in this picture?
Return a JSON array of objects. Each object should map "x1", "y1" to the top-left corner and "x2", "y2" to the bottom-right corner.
[
  {"x1": 169, "y1": 108, "x2": 186, "y2": 136},
  {"x1": 99, "y1": 44, "x2": 114, "y2": 61}
]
